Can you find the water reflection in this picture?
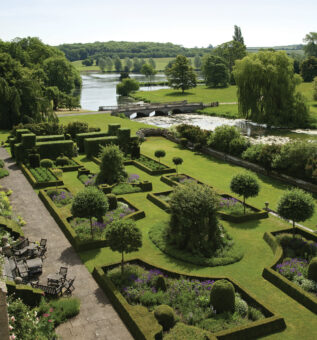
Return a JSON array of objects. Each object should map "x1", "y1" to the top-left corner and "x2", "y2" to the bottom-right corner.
[{"x1": 80, "y1": 72, "x2": 168, "y2": 111}]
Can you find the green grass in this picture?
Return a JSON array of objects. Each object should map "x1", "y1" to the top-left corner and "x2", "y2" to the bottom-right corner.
[{"x1": 72, "y1": 57, "x2": 194, "y2": 72}]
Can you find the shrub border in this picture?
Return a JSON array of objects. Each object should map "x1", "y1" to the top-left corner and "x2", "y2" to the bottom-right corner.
[
  {"x1": 5, "y1": 280, "x2": 43, "y2": 307},
  {"x1": 93, "y1": 258, "x2": 285, "y2": 340},
  {"x1": 39, "y1": 189, "x2": 145, "y2": 252},
  {"x1": 146, "y1": 191, "x2": 173, "y2": 212},
  {"x1": 262, "y1": 227, "x2": 317, "y2": 314},
  {"x1": 160, "y1": 173, "x2": 208, "y2": 188},
  {"x1": 0, "y1": 216, "x2": 24, "y2": 239},
  {"x1": 21, "y1": 163, "x2": 63, "y2": 189}
]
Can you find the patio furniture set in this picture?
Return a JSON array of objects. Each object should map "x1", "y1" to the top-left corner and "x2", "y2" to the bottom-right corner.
[{"x1": 1, "y1": 236, "x2": 75, "y2": 296}]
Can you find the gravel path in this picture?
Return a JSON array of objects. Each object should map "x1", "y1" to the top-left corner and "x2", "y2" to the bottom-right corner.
[{"x1": 0, "y1": 148, "x2": 133, "y2": 340}]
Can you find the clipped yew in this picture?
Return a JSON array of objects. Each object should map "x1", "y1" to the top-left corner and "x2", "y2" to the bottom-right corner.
[
  {"x1": 210, "y1": 279, "x2": 235, "y2": 313},
  {"x1": 308, "y1": 257, "x2": 317, "y2": 282},
  {"x1": 154, "y1": 150, "x2": 166, "y2": 164}
]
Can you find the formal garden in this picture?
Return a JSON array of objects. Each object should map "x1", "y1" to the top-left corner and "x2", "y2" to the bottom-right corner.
[{"x1": 1, "y1": 115, "x2": 317, "y2": 339}]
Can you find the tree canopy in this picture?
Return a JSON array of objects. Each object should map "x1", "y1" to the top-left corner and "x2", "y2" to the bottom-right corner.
[
  {"x1": 0, "y1": 37, "x2": 81, "y2": 129},
  {"x1": 201, "y1": 55, "x2": 229, "y2": 87},
  {"x1": 233, "y1": 50, "x2": 309, "y2": 127},
  {"x1": 116, "y1": 78, "x2": 139, "y2": 96},
  {"x1": 303, "y1": 32, "x2": 317, "y2": 57},
  {"x1": 301, "y1": 57, "x2": 317, "y2": 82},
  {"x1": 165, "y1": 55, "x2": 197, "y2": 93},
  {"x1": 233, "y1": 25, "x2": 244, "y2": 45}
]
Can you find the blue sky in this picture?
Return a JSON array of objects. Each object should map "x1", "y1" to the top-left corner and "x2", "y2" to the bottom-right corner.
[{"x1": 0, "y1": 0, "x2": 316, "y2": 47}]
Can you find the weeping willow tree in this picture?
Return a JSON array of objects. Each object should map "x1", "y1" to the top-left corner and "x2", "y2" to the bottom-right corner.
[{"x1": 233, "y1": 51, "x2": 309, "y2": 127}]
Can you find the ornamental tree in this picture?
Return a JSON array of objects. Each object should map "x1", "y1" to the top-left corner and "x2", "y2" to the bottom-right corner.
[
  {"x1": 116, "y1": 78, "x2": 139, "y2": 96},
  {"x1": 201, "y1": 55, "x2": 229, "y2": 88},
  {"x1": 277, "y1": 188, "x2": 314, "y2": 237},
  {"x1": 154, "y1": 150, "x2": 166, "y2": 164},
  {"x1": 140, "y1": 63, "x2": 157, "y2": 83},
  {"x1": 169, "y1": 182, "x2": 220, "y2": 256},
  {"x1": 105, "y1": 219, "x2": 142, "y2": 274},
  {"x1": 71, "y1": 187, "x2": 109, "y2": 237},
  {"x1": 96, "y1": 144, "x2": 126, "y2": 185},
  {"x1": 40, "y1": 159, "x2": 53, "y2": 179},
  {"x1": 172, "y1": 157, "x2": 183, "y2": 174},
  {"x1": 165, "y1": 55, "x2": 197, "y2": 93},
  {"x1": 230, "y1": 173, "x2": 260, "y2": 214}
]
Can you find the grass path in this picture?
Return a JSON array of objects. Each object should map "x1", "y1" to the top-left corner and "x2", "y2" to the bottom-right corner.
[{"x1": 76, "y1": 136, "x2": 317, "y2": 340}]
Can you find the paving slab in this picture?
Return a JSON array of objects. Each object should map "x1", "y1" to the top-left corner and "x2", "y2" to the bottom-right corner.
[{"x1": 0, "y1": 148, "x2": 133, "y2": 340}]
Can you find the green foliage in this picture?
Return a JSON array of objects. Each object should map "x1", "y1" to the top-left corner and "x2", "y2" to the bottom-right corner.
[
  {"x1": 229, "y1": 137, "x2": 249, "y2": 156},
  {"x1": 37, "y1": 140, "x2": 75, "y2": 159},
  {"x1": 0, "y1": 168, "x2": 9, "y2": 178},
  {"x1": 12, "y1": 122, "x2": 64, "y2": 136},
  {"x1": 154, "y1": 275, "x2": 167, "y2": 292},
  {"x1": 176, "y1": 124, "x2": 210, "y2": 145},
  {"x1": 172, "y1": 157, "x2": 183, "y2": 174},
  {"x1": 230, "y1": 173, "x2": 260, "y2": 213},
  {"x1": 277, "y1": 188, "x2": 315, "y2": 231},
  {"x1": 314, "y1": 77, "x2": 317, "y2": 101},
  {"x1": 194, "y1": 54, "x2": 202, "y2": 69},
  {"x1": 82, "y1": 58, "x2": 93, "y2": 66},
  {"x1": 201, "y1": 55, "x2": 229, "y2": 87},
  {"x1": 208, "y1": 125, "x2": 243, "y2": 153},
  {"x1": 233, "y1": 25, "x2": 244, "y2": 44},
  {"x1": 213, "y1": 40, "x2": 246, "y2": 72},
  {"x1": 154, "y1": 304, "x2": 176, "y2": 331},
  {"x1": 210, "y1": 279, "x2": 235, "y2": 313},
  {"x1": 114, "y1": 55, "x2": 122, "y2": 72},
  {"x1": 234, "y1": 51, "x2": 309, "y2": 127},
  {"x1": 106, "y1": 193, "x2": 118, "y2": 210},
  {"x1": 40, "y1": 158, "x2": 53, "y2": 169},
  {"x1": 112, "y1": 183, "x2": 141, "y2": 195},
  {"x1": 140, "y1": 63, "x2": 157, "y2": 81},
  {"x1": 21, "y1": 133, "x2": 36, "y2": 149},
  {"x1": 169, "y1": 182, "x2": 221, "y2": 256},
  {"x1": 180, "y1": 137, "x2": 188, "y2": 148},
  {"x1": 71, "y1": 186, "x2": 109, "y2": 237},
  {"x1": 165, "y1": 323, "x2": 212, "y2": 340},
  {"x1": 165, "y1": 55, "x2": 197, "y2": 93},
  {"x1": 56, "y1": 154, "x2": 70, "y2": 166},
  {"x1": 301, "y1": 57, "x2": 317, "y2": 82},
  {"x1": 96, "y1": 144, "x2": 126, "y2": 185},
  {"x1": 65, "y1": 121, "x2": 89, "y2": 139},
  {"x1": 116, "y1": 78, "x2": 140, "y2": 96},
  {"x1": 303, "y1": 32, "x2": 317, "y2": 57},
  {"x1": 307, "y1": 257, "x2": 317, "y2": 282},
  {"x1": 105, "y1": 219, "x2": 142, "y2": 273},
  {"x1": 30, "y1": 167, "x2": 56, "y2": 182},
  {"x1": 154, "y1": 149, "x2": 166, "y2": 163},
  {"x1": 0, "y1": 159, "x2": 4, "y2": 167}
]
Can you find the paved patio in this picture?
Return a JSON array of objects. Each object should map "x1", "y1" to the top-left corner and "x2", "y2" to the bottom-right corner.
[{"x1": 0, "y1": 148, "x2": 133, "y2": 340}]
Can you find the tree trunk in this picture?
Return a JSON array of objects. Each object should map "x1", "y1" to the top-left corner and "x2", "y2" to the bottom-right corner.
[
  {"x1": 121, "y1": 252, "x2": 124, "y2": 276},
  {"x1": 243, "y1": 196, "x2": 246, "y2": 215},
  {"x1": 89, "y1": 217, "x2": 93, "y2": 238}
]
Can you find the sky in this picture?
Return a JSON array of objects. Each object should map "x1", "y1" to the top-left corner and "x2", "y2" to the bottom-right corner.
[{"x1": 0, "y1": 0, "x2": 316, "y2": 48}]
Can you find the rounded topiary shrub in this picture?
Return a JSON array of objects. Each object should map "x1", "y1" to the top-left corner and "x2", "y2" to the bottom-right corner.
[
  {"x1": 210, "y1": 279, "x2": 235, "y2": 313},
  {"x1": 106, "y1": 194, "x2": 118, "y2": 210},
  {"x1": 154, "y1": 304, "x2": 176, "y2": 331},
  {"x1": 56, "y1": 153, "x2": 70, "y2": 166},
  {"x1": 154, "y1": 275, "x2": 167, "y2": 292},
  {"x1": 308, "y1": 257, "x2": 317, "y2": 282}
]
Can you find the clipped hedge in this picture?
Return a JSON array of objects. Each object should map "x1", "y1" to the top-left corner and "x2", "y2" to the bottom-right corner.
[
  {"x1": 92, "y1": 266, "x2": 163, "y2": 340},
  {"x1": 262, "y1": 227, "x2": 317, "y2": 314},
  {"x1": 147, "y1": 191, "x2": 173, "y2": 212},
  {"x1": 36, "y1": 135, "x2": 65, "y2": 142},
  {"x1": 14, "y1": 143, "x2": 25, "y2": 164},
  {"x1": 160, "y1": 173, "x2": 207, "y2": 188},
  {"x1": 21, "y1": 133, "x2": 36, "y2": 149},
  {"x1": 97, "y1": 258, "x2": 285, "y2": 340},
  {"x1": 76, "y1": 131, "x2": 108, "y2": 152},
  {"x1": 15, "y1": 129, "x2": 30, "y2": 142},
  {"x1": 36, "y1": 140, "x2": 75, "y2": 159},
  {"x1": 108, "y1": 124, "x2": 121, "y2": 136},
  {"x1": 84, "y1": 136, "x2": 118, "y2": 157},
  {"x1": 21, "y1": 163, "x2": 63, "y2": 189},
  {"x1": 6, "y1": 281, "x2": 43, "y2": 307},
  {"x1": 133, "y1": 155, "x2": 175, "y2": 176},
  {"x1": 0, "y1": 216, "x2": 24, "y2": 239}
]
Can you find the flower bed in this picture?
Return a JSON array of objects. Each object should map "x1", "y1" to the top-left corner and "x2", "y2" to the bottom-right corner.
[
  {"x1": 262, "y1": 227, "x2": 317, "y2": 313},
  {"x1": 92, "y1": 259, "x2": 285, "y2": 340},
  {"x1": 147, "y1": 190, "x2": 173, "y2": 212},
  {"x1": 46, "y1": 188, "x2": 73, "y2": 208},
  {"x1": 21, "y1": 164, "x2": 63, "y2": 189},
  {"x1": 29, "y1": 167, "x2": 57, "y2": 182},
  {"x1": 161, "y1": 173, "x2": 206, "y2": 187},
  {"x1": 54, "y1": 158, "x2": 82, "y2": 172}
]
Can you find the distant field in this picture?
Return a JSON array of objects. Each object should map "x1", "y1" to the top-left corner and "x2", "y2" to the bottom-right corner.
[{"x1": 73, "y1": 57, "x2": 195, "y2": 72}]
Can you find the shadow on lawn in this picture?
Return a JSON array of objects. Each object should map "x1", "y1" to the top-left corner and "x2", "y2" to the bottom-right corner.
[
  {"x1": 229, "y1": 219, "x2": 261, "y2": 230},
  {"x1": 165, "y1": 91, "x2": 194, "y2": 97}
]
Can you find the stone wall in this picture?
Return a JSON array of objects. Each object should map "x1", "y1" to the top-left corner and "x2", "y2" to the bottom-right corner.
[{"x1": 0, "y1": 281, "x2": 10, "y2": 340}]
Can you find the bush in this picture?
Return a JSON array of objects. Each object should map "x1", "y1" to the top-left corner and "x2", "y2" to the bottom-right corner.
[
  {"x1": 208, "y1": 125, "x2": 242, "y2": 153},
  {"x1": 0, "y1": 159, "x2": 4, "y2": 168},
  {"x1": 164, "y1": 322, "x2": 212, "y2": 340},
  {"x1": 248, "y1": 306, "x2": 265, "y2": 321},
  {"x1": 154, "y1": 304, "x2": 176, "y2": 331},
  {"x1": 229, "y1": 137, "x2": 249, "y2": 156},
  {"x1": 176, "y1": 124, "x2": 210, "y2": 145},
  {"x1": 106, "y1": 193, "x2": 118, "y2": 210},
  {"x1": 65, "y1": 121, "x2": 89, "y2": 138},
  {"x1": 56, "y1": 154, "x2": 70, "y2": 166},
  {"x1": 154, "y1": 149, "x2": 166, "y2": 163},
  {"x1": 210, "y1": 279, "x2": 235, "y2": 313},
  {"x1": 180, "y1": 137, "x2": 188, "y2": 148},
  {"x1": 235, "y1": 294, "x2": 248, "y2": 317},
  {"x1": 154, "y1": 275, "x2": 167, "y2": 292},
  {"x1": 12, "y1": 122, "x2": 64, "y2": 136},
  {"x1": 29, "y1": 152, "x2": 40, "y2": 168},
  {"x1": 40, "y1": 158, "x2": 54, "y2": 169},
  {"x1": 308, "y1": 257, "x2": 317, "y2": 282},
  {"x1": 0, "y1": 168, "x2": 9, "y2": 178},
  {"x1": 242, "y1": 144, "x2": 282, "y2": 170},
  {"x1": 169, "y1": 182, "x2": 221, "y2": 256},
  {"x1": 116, "y1": 78, "x2": 140, "y2": 96}
]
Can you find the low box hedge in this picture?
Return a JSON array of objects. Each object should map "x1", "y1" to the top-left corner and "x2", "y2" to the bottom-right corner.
[
  {"x1": 57, "y1": 158, "x2": 82, "y2": 172},
  {"x1": 21, "y1": 163, "x2": 63, "y2": 189},
  {"x1": 6, "y1": 281, "x2": 43, "y2": 307},
  {"x1": 133, "y1": 155, "x2": 175, "y2": 176},
  {"x1": 147, "y1": 191, "x2": 173, "y2": 212},
  {"x1": 160, "y1": 173, "x2": 208, "y2": 188},
  {"x1": 95, "y1": 258, "x2": 285, "y2": 340},
  {"x1": 262, "y1": 228, "x2": 317, "y2": 314}
]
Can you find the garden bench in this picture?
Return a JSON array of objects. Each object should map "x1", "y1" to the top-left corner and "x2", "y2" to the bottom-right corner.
[
  {"x1": 31, "y1": 282, "x2": 62, "y2": 296},
  {"x1": 63, "y1": 276, "x2": 75, "y2": 296}
]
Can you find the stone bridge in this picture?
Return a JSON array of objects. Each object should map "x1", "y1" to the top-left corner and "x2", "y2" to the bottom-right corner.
[{"x1": 98, "y1": 101, "x2": 219, "y2": 119}]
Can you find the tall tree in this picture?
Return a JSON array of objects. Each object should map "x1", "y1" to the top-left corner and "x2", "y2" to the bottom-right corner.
[
  {"x1": 201, "y1": 55, "x2": 229, "y2": 87},
  {"x1": 98, "y1": 57, "x2": 106, "y2": 72},
  {"x1": 233, "y1": 25, "x2": 244, "y2": 44},
  {"x1": 125, "y1": 57, "x2": 132, "y2": 71},
  {"x1": 149, "y1": 57, "x2": 156, "y2": 69},
  {"x1": 105, "y1": 56, "x2": 113, "y2": 71},
  {"x1": 194, "y1": 54, "x2": 202, "y2": 69},
  {"x1": 301, "y1": 57, "x2": 317, "y2": 82},
  {"x1": 303, "y1": 32, "x2": 317, "y2": 57},
  {"x1": 114, "y1": 56, "x2": 122, "y2": 72},
  {"x1": 233, "y1": 51, "x2": 309, "y2": 127},
  {"x1": 165, "y1": 55, "x2": 197, "y2": 93},
  {"x1": 133, "y1": 57, "x2": 142, "y2": 72},
  {"x1": 140, "y1": 63, "x2": 157, "y2": 82}
]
